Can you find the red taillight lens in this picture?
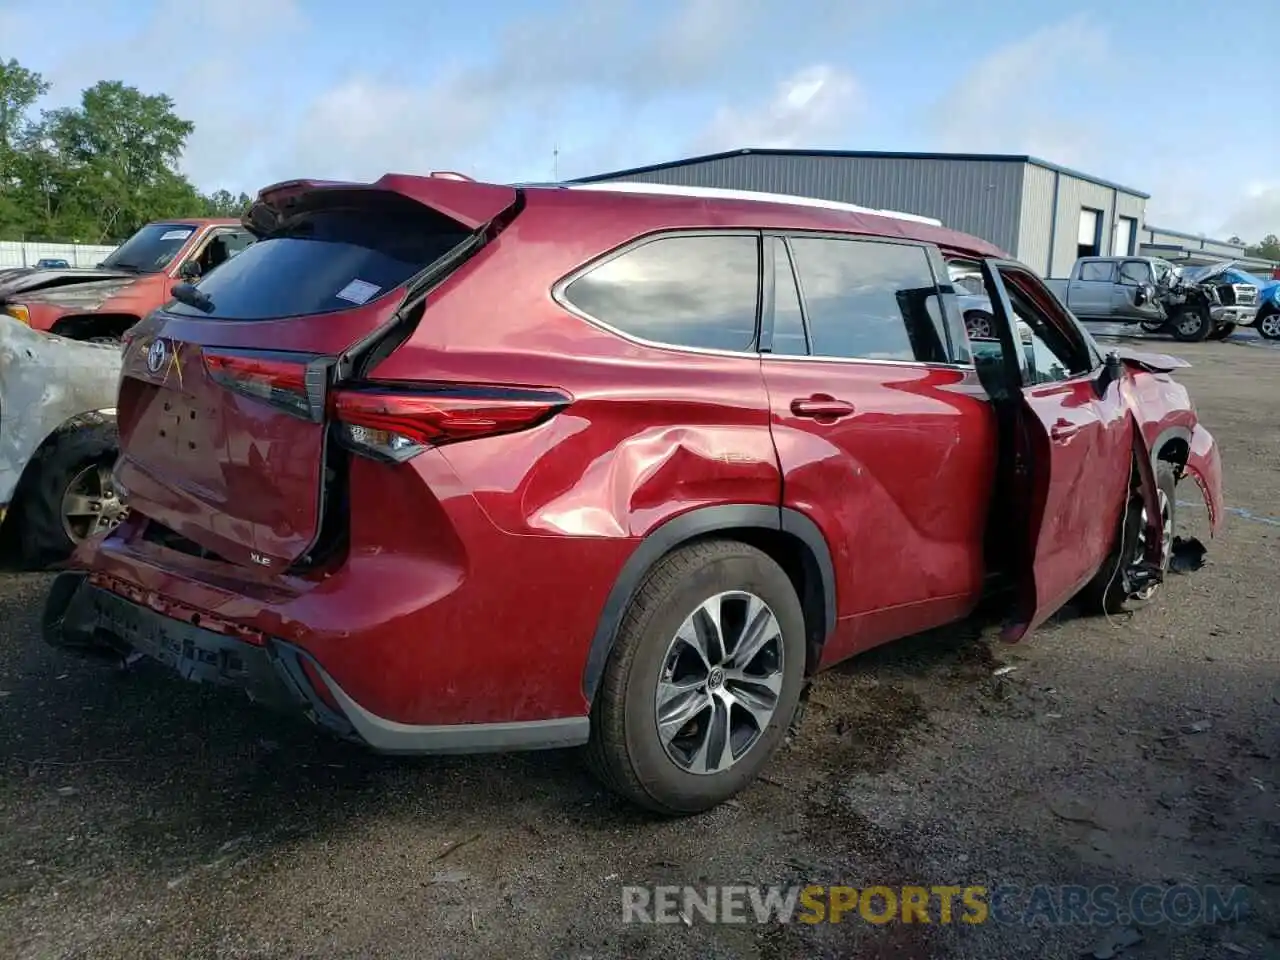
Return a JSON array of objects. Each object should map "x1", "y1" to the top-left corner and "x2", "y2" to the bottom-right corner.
[
  {"x1": 330, "y1": 384, "x2": 571, "y2": 462},
  {"x1": 203, "y1": 350, "x2": 327, "y2": 421}
]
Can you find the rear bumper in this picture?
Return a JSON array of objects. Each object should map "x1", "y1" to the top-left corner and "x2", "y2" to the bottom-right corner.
[{"x1": 43, "y1": 571, "x2": 589, "y2": 755}]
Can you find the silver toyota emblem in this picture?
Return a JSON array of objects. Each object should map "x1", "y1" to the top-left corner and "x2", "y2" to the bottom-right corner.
[{"x1": 146, "y1": 338, "x2": 167, "y2": 373}]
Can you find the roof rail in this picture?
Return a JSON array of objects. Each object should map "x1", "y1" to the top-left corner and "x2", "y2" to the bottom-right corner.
[{"x1": 564, "y1": 181, "x2": 942, "y2": 226}]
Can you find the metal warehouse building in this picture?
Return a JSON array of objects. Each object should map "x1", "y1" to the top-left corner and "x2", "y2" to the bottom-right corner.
[{"x1": 573, "y1": 148, "x2": 1150, "y2": 279}]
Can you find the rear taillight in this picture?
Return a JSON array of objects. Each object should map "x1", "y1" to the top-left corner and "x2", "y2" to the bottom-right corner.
[
  {"x1": 330, "y1": 384, "x2": 571, "y2": 462},
  {"x1": 203, "y1": 350, "x2": 329, "y2": 421}
]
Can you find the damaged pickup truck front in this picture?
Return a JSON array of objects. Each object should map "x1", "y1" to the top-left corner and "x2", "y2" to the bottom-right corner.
[
  {"x1": 0, "y1": 316, "x2": 126, "y2": 566},
  {"x1": 0, "y1": 218, "x2": 254, "y2": 343}
]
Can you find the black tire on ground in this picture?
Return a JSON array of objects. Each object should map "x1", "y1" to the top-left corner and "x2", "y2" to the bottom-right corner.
[
  {"x1": 1076, "y1": 461, "x2": 1177, "y2": 616},
  {"x1": 12, "y1": 421, "x2": 120, "y2": 569},
  {"x1": 1257, "y1": 308, "x2": 1280, "y2": 341},
  {"x1": 1207, "y1": 322, "x2": 1236, "y2": 341},
  {"x1": 585, "y1": 539, "x2": 807, "y2": 816},
  {"x1": 1169, "y1": 305, "x2": 1211, "y2": 342}
]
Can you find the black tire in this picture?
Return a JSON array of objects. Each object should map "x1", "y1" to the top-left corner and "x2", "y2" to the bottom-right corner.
[
  {"x1": 1076, "y1": 461, "x2": 1177, "y2": 615},
  {"x1": 585, "y1": 540, "x2": 806, "y2": 816},
  {"x1": 12, "y1": 421, "x2": 122, "y2": 569},
  {"x1": 1206, "y1": 322, "x2": 1236, "y2": 341},
  {"x1": 1257, "y1": 308, "x2": 1280, "y2": 341},
  {"x1": 1169, "y1": 305, "x2": 1211, "y2": 342}
]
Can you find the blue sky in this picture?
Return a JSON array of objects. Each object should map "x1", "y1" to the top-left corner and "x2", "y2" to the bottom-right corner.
[{"x1": 2, "y1": 0, "x2": 1276, "y2": 241}]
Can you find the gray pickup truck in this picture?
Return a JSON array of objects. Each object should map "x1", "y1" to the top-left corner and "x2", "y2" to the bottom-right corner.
[{"x1": 1045, "y1": 256, "x2": 1258, "y2": 342}]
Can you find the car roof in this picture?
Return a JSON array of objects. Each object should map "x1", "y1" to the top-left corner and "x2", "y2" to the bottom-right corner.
[{"x1": 523, "y1": 181, "x2": 1007, "y2": 260}]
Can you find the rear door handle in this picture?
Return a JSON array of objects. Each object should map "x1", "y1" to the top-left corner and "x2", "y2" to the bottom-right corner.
[{"x1": 790, "y1": 395, "x2": 856, "y2": 420}]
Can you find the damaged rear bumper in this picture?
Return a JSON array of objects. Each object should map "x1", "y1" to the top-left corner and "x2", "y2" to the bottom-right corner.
[
  {"x1": 1184, "y1": 423, "x2": 1224, "y2": 537},
  {"x1": 43, "y1": 570, "x2": 358, "y2": 738},
  {"x1": 41, "y1": 571, "x2": 590, "y2": 755}
]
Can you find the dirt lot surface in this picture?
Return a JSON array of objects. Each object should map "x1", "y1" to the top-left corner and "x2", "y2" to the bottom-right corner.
[{"x1": 1, "y1": 336, "x2": 1277, "y2": 959}]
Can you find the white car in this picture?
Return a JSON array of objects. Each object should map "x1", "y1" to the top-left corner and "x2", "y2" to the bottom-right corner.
[{"x1": 0, "y1": 317, "x2": 125, "y2": 566}]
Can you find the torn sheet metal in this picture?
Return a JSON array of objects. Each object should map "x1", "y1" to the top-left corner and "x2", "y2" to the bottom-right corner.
[
  {"x1": 1184, "y1": 422, "x2": 1225, "y2": 537},
  {"x1": 0, "y1": 317, "x2": 121, "y2": 508}
]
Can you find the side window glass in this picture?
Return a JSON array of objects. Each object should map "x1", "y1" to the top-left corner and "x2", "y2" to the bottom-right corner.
[
  {"x1": 1117, "y1": 260, "x2": 1151, "y2": 286},
  {"x1": 1079, "y1": 261, "x2": 1114, "y2": 282},
  {"x1": 563, "y1": 234, "x2": 760, "y2": 352},
  {"x1": 999, "y1": 268, "x2": 1091, "y2": 385},
  {"x1": 770, "y1": 239, "x2": 808, "y2": 355},
  {"x1": 789, "y1": 237, "x2": 947, "y2": 363}
]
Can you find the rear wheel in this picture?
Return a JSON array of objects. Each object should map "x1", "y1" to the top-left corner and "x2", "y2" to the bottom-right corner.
[
  {"x1": 1258, "y1": 308, "x2": 1280, "y2": 340},
  {"x1": 585, "y1": 540, "x2": 806, "y2": 815},
  {"x1": 1170, "y1": 305, "x2": 1211, "y2": 342},
  {"x1": 13, "y1": 422, "x2": 127, "y2": 569},
  {"x1": 1207, "y1": 322, "x2": 1236, "y2": 341},
  {"x1": 1076, "y1": 461, "x2": 1177, "y2": 615}
]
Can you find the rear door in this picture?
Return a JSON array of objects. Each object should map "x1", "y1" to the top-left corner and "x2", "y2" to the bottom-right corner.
[
  {"x1": 1067, "y1": 259, "x2": 1116, "y2": 317},
  {"x1": 979, "y1": 259, "x2": 1134, "y2": 640},
  {"x1": 759, "y1": 234, "x2": 996, "y2": 663},
  {"x1": 114, "y1": 177, "x2": 518, "y2": 570}
]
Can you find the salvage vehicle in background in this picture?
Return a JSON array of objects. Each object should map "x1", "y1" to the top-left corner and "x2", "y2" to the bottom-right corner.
[
  {"x1": 34, "y1": 258, "x2": 71, "y2": 269},
  {"x1": 1045, "y1": 256, "x2": 1257, "y2": 341},
  {"x1": 0, "y1": 317, "x2": 125, "y2": 567},
  {"x1": 42, "y1": 177, "x2": 1223, "y2": 816},
  {"x1": 1177, "y1": 262, "x2": 1280, "y2": 341},
  {"x1": 0, "y1": 218, "x2": 255, "y2": 343}
]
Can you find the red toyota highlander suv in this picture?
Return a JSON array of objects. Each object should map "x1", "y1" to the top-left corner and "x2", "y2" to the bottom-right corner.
[{"x1": 42, "y1": 174, "x2": 1224, "y2": 815}]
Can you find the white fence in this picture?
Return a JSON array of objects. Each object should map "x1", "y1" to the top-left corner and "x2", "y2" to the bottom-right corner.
[{"x1": 0, "y1": 240, "x2": 119, "y2": 269}]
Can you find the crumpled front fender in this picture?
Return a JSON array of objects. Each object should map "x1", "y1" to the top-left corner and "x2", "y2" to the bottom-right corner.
[{"x1": 1184, "y1": 423, "x2": 1224, "y2": 537}]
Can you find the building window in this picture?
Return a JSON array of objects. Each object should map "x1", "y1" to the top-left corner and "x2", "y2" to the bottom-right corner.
[
  {"x1": 1077, "y1": 208, "x2": 1103, "y2": 259},
  {"x1": 562, "y1": 233, "x2": 761, "y2": 352}
]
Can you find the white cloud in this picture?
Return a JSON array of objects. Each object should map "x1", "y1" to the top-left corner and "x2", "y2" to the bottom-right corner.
[
  {"x1": 931, "y1": 16, "x2": 1123, "y2": 167},
  {"x1": 697, "y1": 65, "x2": 862, "y2": 152}
]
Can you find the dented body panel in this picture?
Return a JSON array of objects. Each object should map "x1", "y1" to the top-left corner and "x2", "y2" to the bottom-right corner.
[
  {"x1": 42, "y1": 176, "x2": 1223, "y2": 760},
  {"x1": 0, "y1": 219, "x2": 238, "y2": 337},
  {"x1": 0, "y1": 318, "x2": 122, "y2": 510}
]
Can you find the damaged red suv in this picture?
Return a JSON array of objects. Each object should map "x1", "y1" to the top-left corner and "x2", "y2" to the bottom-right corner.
[{"x1": 42, "y1": 175, "x2": 1224, "y2": 815}]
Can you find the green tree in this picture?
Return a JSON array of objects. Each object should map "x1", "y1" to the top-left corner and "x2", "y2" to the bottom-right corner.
[
  {"x1": 0, "y1": 58, "x2": 51, "y2": 234},
  {"x1": 202, "y1": 188, "x2": 253, "y2": 218},
  {"x1": 1245, "y1": 234, "x2": 1280, "y2": 262}
]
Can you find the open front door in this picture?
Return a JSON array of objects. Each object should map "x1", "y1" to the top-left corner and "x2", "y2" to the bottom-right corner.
[{"x1": 978, "y1": 259, "x2": 1141, "y2": 641}]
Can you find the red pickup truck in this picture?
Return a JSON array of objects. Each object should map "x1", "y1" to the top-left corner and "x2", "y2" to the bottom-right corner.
[{"x1": 0, "y1": 218, "x2": 255, "y2": 342}]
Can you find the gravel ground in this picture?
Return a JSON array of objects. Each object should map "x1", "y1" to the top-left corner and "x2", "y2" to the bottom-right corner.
[{"x1": 1, "y1": 336, "x2": 1277, "y2": 960}]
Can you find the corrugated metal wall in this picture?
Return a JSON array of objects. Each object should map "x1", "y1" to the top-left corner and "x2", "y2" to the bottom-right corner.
[
  {"x1": 0, "y1": 240, "x2": 118, "y2": 269},
  {"x1": 591, "y1": 154, "x2": 1026, "y2": 254},
  {"x1": 1045, "y1": 175, "x2": 1144, "y2": 277},
  {"x1": 1017, "y1": 164, "x2": 1057, "y2": 275}
]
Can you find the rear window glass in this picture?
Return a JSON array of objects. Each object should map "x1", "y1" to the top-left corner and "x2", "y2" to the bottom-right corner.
[{"x1": 166, "y1": 200, "x2": 470, "y2": 320}]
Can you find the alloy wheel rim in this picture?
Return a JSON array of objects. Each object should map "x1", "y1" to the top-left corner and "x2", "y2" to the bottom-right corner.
[
  {"x1": 61, "y1": 463, "x2": 129, "y2": 543},
  {"x1": 967, "y1": 315, "x2": 993, "y2": 339},
  {"x1": 1176, "y1": 312, "x2": 1202, "y2": 336},
  {"x1": 1261, "y1": 314, "x2": 1280, "y2": 338},
  {"x1": 1131, "y1": 489, "x2": 1173, "y2": 601},
  {"x1": 654, "y1": 590, "x2": 784, "y2": 775}
]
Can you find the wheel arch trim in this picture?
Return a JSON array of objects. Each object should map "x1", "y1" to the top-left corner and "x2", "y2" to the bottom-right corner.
[{"x1": 580, "y1": 504, "x2": 836, "y2": 705}]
